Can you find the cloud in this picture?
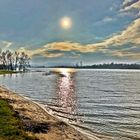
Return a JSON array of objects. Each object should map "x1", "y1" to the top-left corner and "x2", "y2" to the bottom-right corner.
[
  {"x1": 46, "y1": 42, "x2": 98, "y2": 53},
  {"x1": 122, "y1": 0, "x2": 137, "y2": 7},
  {"x1": 0, "y1": 40, "x2": 12, "y2": 49},
  {"x1": 17, "y1": 47, "x2": 64, "y2": 58},
  {"x1": 111, "y1": 50, "x2": 140, "y2": 59},
  {"x1": 125, "y1": 0, "x2": 140, "y2": 10},
  {"x1": 96, "y1": 18, "x2": 140, "y2": 46},
  {"x1": 119, "y1": 0, "x2": 140, "y2": 17},
  {"x1": 102, "y1": 17, "x2": 115, "y2": 22},
  {"x1": 109, "y1": 3, "x2": 118, "y2": 11},
  {"x1": 41, "y1": 52, "x2": 64, "y2": 58},
  {"x1": 17, "y1": 18, "x2": 140, "y2": 60},
  {"x1": 121, "y1": 0, "x2": 140, "y2": 11},
  {"x1": 47, "y1": 18, "x2": 140, "y2": 50}
]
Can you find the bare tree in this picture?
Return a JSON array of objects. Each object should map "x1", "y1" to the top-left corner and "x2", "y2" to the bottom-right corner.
[
  {"x1": 0, "y1": 49, "x2": 30, "y2": 71},
  {"x1": 14, "y1": 51, "x2": 20, "y2": 71},
  {"x1": 18, "y1": 52, "x2": 30, "y2": 71},
  {"x1": 1, "y1": 51, "x2": 7, "y2": 69}
]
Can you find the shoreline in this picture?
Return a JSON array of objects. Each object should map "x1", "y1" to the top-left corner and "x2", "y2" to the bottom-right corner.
[{"x1": 0, "y1": 86, "x2": 101, "y2": 140}]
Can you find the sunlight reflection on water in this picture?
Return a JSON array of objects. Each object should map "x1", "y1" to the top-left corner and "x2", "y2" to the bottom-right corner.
[{"x1": 56, "y1": 70, "x2": 78, "y2": 121}]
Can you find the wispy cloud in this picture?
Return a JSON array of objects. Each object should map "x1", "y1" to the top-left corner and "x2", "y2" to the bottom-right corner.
[
  {"x1": 102, "y1": 17, "x2": 115, "y2": 23},
  {"x1": 41, "y1": 52, "x2": 64, "y2": 58},
  {"x1": 120, "y1": 0, "x2": 140, "y2": 17},
  {"x1": 122, "y1": 0, "x2": 137, "y2": 7},
  {"x1": 0, "y1": 40, "x2": 12, "y2": 49},
  {"x1": 111, "y1": 50, "x2": 140, "y2": 59},
  {"x1": 17, "y1": 47, "x2": 64, "y2": 58},
  {"x1": 121, "y1": 0, "x2": 140, "y2": 11},
  {"x1": 96, "y1": 18, "x2": 140, "y2": 46},
  {"x1": 46, "y1": 42, "x2": 98, "y2": 53}
]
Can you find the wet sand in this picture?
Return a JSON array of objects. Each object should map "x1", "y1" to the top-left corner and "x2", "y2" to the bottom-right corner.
[{"x1": 0, "y1": 86, "x2": 100, "y2": 140}]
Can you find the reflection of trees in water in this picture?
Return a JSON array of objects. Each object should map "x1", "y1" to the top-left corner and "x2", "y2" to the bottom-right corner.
[
  {"x1": 56, "y1": 73, "x2": 78, "y2": 121},
  {"x1": 1, "y1": 73, "x2": 19, "y2": 79}
]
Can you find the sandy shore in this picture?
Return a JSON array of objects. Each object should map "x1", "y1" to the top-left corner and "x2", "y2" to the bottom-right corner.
[{"x1": 0, "y1": 86, "x2": 101, "y2": 140}]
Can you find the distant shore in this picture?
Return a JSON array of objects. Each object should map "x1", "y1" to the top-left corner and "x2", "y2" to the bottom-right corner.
[
  {"x1": 0, "y1": 86, "x2": 100, "y2": 140},
  {"x1": 32, "y1": 63, "x2": 140, "y2": 70}
]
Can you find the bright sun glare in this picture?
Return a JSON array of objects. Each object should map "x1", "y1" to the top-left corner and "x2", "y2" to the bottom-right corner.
[
  {"x1": 60, "y1": 17, "x2": 72, "y2": 29},
  {"x1": 53, "y1": 68, "x2": 75, "y2": 75}
]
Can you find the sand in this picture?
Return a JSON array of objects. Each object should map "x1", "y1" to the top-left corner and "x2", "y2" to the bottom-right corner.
[{"x1": 0, "y1": 86, "x2": 101, "y2": 140}]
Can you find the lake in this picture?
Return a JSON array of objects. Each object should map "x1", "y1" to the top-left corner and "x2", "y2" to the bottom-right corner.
[{"x1": 0, "y1": 69, "x2": 140, "y2": 140}]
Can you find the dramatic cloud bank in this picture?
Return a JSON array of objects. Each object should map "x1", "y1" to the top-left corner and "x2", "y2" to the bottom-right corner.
[
  {"x1": 15, "y1": 17, "x2": 140, "y2": 59},
  {"x1": 1, "y1": 0, "x2": 140, "y2": 61}
]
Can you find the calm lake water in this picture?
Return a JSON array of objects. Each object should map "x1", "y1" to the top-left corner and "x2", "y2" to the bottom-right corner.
[{"x1": 0, "y1": 69, "x2": 140, "y2": 140}]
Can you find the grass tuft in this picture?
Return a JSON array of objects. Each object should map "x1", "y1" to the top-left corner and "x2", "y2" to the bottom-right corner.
[
  {"x1": 0, "y1": 99, "x2": 37, "y2": 140},
  {"x1": 0, "y1": 70, "x2": 18, "y2": 75}
]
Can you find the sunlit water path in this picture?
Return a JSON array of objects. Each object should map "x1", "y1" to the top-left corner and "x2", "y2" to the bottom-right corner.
[{"x1": 0, "y1": 69, "x2": 140, "y2": 140}]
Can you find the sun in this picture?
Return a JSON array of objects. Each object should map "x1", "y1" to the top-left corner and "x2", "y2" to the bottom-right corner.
[{"x1": 60, "y1": 17, "x2": 72, "y2": 29}]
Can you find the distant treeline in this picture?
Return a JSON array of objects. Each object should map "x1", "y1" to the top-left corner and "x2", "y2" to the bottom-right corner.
[
  {"x1": 49, "y1": 63, "x2": 140, "y2": 69},
  {"x1": 0, "y1": 49, "x2": 30, "y2": 71}
]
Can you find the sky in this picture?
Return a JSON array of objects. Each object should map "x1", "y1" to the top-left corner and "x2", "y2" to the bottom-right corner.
[{"x1": 0, "y1": 0, "x2": 140, "y2": 65}]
